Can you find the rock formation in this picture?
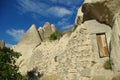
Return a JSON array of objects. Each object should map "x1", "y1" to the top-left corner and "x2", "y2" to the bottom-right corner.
[
  {"x1": 26, "y1": 22, "x2": 93, "y2": 80},
  {"x1": 82, "y1": 0, "x2": 120, "y2": 74},
  {"x1": 14, "y1": 20, "x2": 93, "y2": 79},
  {"x1": 14, "y1": 22, "x2": 56, "y2": 75},
  {"x1": 38, "y1": 22, "x2": 56, "y2": 41},
  {"x1": 43, "y1": 22, "x2": 53, "y2": 39},
  {"x1": 51, "y1": 24, "x2": 56, "y2": 32},
  {"x1": 38, "y1": 27, "x2": 44, "y2": 41},
  {"x1": 14, "y1": 24, "x2": 41, "y2": 74},
  {"x1": 0, "y1": 40, "x2": 5, "y2": 49},
  {"x1": 74, "y1": 0, "x2": 120, "y2": 79},
  {"x1": 13, "y1": 0, "x2": 120, "y2": 80}
]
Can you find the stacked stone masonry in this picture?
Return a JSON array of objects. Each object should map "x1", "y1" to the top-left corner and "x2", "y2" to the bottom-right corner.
[{"x1": 13, "y1": 0, "x2": 120, "y2": 80}]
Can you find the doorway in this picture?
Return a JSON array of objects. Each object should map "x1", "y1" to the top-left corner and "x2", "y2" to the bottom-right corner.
[{"x1": 96, "y1": 33, "x2": 109, "y2": 57}]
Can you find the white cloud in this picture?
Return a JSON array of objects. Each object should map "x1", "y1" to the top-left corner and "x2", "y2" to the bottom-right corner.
[
  {"x1": 57, "y1": 18, "x2": 68, "y2": 26},
  {"x1": 17, "y1": 0, "x2": 73, "y2": 18},
  {"x1": 57, "y1": 18, "x2": 73, "y2": 30},
  {"x1": 48, "y1": 7, "x2": 72, "y2": 17},
  {"x1": 61, "y1": 24, "x2": 73, "y2": 30},
  {"x1": 17, "y1": 0, "x2": 49, "y2": 13},
  {"x1": 6, "y1": 29, "x2": 25, "y2": 42}
]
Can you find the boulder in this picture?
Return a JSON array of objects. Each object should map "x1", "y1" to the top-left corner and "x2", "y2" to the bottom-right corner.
[
  {"x1": 82, "y1": 1, "x2": 113, "y2": 26},
  {"x1": 73, "y1": 0, "x2": 107, "y2": 31}
]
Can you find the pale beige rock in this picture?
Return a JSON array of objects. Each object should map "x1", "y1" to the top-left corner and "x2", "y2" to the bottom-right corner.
[
  {"x1": 0, "y1": 40, "x2": 5, "y2": 49},
  {"x1": 13, "y1": 0, "x2": 120, "y2": 79},
  {"x1": 25, "y1": 21, "x2": 93, "y2": 80},
  {"x1": 81, "y1": 0, "x2": 120, "y2": 74},
  {"x1": 73, "y1": 0, "x2": 106, "y2": 30},
  {"x1": 38, "y1": 23, "x2": 56, "y2": 41},
  {"x1": 16, "y1": 24, "x2": 41, "y2": 47},
  {"x1": 43, "y1": 22, "x2": 53, "y2": 39},
  {"x1": 38, "y1": 27, "x2": 44, "y2": 41},
  {"x1": 51, "y1": 24, "x2": 56, "y2": 32},
  {"x1": 14, "y1": 24, "x2": 41, "y2": 75},
  {"x1": 84, "y1": 0, "x2": 107, "y2": 3},
  {"x1": 110, "y1": 14, "x2": 120, "y2": 73}
]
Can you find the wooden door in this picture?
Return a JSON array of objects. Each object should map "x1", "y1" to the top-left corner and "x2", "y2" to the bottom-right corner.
[{"x1": 96, "y1": 33, "x2": 109, "y2": 57}]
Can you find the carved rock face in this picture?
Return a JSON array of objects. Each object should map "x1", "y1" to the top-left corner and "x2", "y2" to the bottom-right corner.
[
  {"x1": 81, "y1": 0, "x2": 120, "y2": 75},
  {"x1": 82, "y1": 2, "x2": 113, "y2": 26},
  {"x1": 75, "y1": 0, "x2": 120, "y2": 27}
]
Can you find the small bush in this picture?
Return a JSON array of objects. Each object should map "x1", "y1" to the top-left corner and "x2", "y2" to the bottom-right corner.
[
  {"x1": 27, "y1": 67, "x2": 43, "y2": 80},
  {"x1": 103, "y1": 59, "x2": 112, "y2": 70},
  {"x1": 49, "y1": 31, "x2": 62, "y2": 40}
]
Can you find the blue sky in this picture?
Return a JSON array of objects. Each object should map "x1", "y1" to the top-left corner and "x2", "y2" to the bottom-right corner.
[{"x1": 0, "y1": 0, "x2": 84, "y2": 47}]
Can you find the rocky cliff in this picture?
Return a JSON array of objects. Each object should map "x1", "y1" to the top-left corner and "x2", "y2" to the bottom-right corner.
[
  {"x1": 14, "y1": 21, "x2": 93, "y2": 80},
  {"x1": 14, "y1": 22, "x2": 56, "y2": 74},
  {"x1": 13, "y1": 0, "x2": 120, "y2": 80}
]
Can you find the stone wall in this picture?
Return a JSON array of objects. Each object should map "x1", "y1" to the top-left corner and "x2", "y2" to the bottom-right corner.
[
  {"x1": 72, "y1": 0, "x2": 120, "y2": 79},
  {"x1": 13, "y1": 0, "x2": 120, "y2": 79},
  {"x1": 26, "y1": 22, "x2": 93, "y2": 80},
  {"x1": 84, "y1": 20, "x2": 113, "y2": 80}
]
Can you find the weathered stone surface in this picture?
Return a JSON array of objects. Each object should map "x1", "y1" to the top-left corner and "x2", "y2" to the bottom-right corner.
[
  {"x1": 38, "y1": 22, "x2": 56, "y2": 41},
  {"x1": 13, "y1": 0, "x2": 120, "y2": 79},
  {"x1": 84, "y1": 0, "x2": 106, "y2": 3},
  {"x1": 82, "y1": 2, "x2": 113, "y2": 26},
  {"x1": 74, "y1": 0, "x2": 120, "y2": 30},
  {"x1": 110, "y1": 15, "x2": 120, "y2": 73},
  {"x1": 73, "y1": 0, "x2": 107, "y2": 31},
  {"x1": 51, "y1": 24, "x2": 56, "y2": 32},
  {"x1": 24, "y1": 21, "x2": 93, "y2": 80},
  {"x1": 14, "y1": 24, "x2": 41, "y2": 75},
  {"x1": 82, "y1": 0, "x2": 120, "y2": 74},
  {"x1": 43, "y1": 22, "x2": 53, "y2": 39},
  {"x1": 16, "y1": 24, "x2": 41, "y2": 47},
  {"x1": 38, "y1": 27, "x2": 44, "y2": 41},
  {"x1": 74, "y1": 0, "x2": 120, "y2": 75},
  {"x1": 0, "y1": 40, "x2": 5, "y2": 49}
]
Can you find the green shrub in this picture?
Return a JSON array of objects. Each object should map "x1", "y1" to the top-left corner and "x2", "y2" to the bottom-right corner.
[
  {"x1": 0, "y1": 47, "x2": 24, "y2": 80},
  {"x1": 103, "y1": 59, "x2": 112, "y2": 70},
  {"x1": 49, "y1": 31, "x2": 62, "y2": 40}
]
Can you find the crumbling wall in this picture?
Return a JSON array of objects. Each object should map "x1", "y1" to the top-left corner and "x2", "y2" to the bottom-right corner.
[
  {"x1": 76, "y1": 0, "x2": 120, "y2": 75},
  {"x1": 27, "y1": 22, "x2": 93, "y2": 80}
]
